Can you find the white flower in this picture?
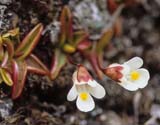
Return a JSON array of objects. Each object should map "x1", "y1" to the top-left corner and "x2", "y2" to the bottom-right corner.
[
  {"x1": 106, "y1": 57, "x2": 150, "y2": 91},
  {"x1": 67, "y1": 65, "x2": 106, "y2": 112}
]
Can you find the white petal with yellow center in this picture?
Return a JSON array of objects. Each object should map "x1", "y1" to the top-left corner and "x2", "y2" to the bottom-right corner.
[
  {"x1": 67, "y1": 85, "x2": 78, "y2": 101},
  {"x1": 119, "y1": 68, "x2": 150, "y2": 91},
  {"x1": 119, "y1": 79, "x2": 140, "y2": 91},
  {"x1": 88, "y1": 80, "x2": 97, "y2": 87},
  {"x1": 79, "y1": 92, "x2": 89, "y2": 101},
  {"x1": 130, "y1": 71, "x2": 140, "y2": 81},
  {"x1": 76, "y1": 93, "x2": 95, "y2": 112},
  {"x1": 131, "y1": 68, "x2": 150, "y2": 88},
  {"x1": 89, "y1": 82, "x2": 106, "y2": 99},
  {"x1": 124, "y1": 57, "x2": 143, "y2": 70}
]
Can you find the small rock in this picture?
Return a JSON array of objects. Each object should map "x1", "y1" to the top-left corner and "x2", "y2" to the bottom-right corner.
[{"x1": 0, "y1": 99, "x2": 13, "y2": 119}]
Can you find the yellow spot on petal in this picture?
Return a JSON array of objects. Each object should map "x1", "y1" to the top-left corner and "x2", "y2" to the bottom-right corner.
[
  {"x1": 130, "y1": 71, "x2": 140, "y2": 80},
  {"x1": 80, "y1": 92, "x2": 88, "y2": 101}
]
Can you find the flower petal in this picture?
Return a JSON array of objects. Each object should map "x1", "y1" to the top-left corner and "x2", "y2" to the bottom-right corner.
[
  {"x1": 67, "y1": 85, "x2": 78, "y2": 101},
  {"x1": 121, "y1": 64, "x2": 130, "y2": 75},
  {"x1": 119, "y1": 79, "x2": 139, "y2": 91},
  {"x1": 89, "y1": 82, "x2": 106, "y2": 99},
  {"x1": 124, "y1": 57, "x2": 143, "y2": 70},
  {"x1": 76, "y1": 94, "x2": 95, "y2": 112},
  {"x1": 134, "y1": 68, "x2": 150, "y2": 88},
  {"x1": 119, "y1": 68, "x2": 150, "y2": 91},
  {"x1": 88, "y1": 80, "x2": 97, "y2": 87}
]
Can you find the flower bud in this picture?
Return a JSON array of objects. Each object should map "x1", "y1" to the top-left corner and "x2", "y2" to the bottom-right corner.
[{"x1": 102, "y1": 65, "x2": 123, "y2": 82}]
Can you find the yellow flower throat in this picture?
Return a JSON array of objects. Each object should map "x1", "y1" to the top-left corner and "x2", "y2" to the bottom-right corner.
[
  {"x1": 130, "y1": 71, "x2": 140, "y2": 80},
  {"x1": 80, "y1": 92, "x2": 88, "y2": 101}
]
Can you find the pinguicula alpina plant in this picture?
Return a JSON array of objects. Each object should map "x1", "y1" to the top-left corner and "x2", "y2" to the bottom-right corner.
[
  {"x1": 0, "y1": 23, "x2": 49, "y2": 99},
  {"x1": 0, "y1": 3, "x2": 150, "y2": 113}
]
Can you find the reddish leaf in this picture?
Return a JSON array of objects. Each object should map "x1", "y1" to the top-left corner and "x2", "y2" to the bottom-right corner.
[
  {"x1": 107, "y1": 0, "x2": 119, "y2": 14},
  {"x1": 77, "y1": 40, "x2": 91, "y2": 51},
  {"x1": 15, "y1": 23, "x2": 43, "y2": 60},
  {"x1": 83, "y1": 51, "x2": 104, "y2": 80},
  {"x1": 124, "y1": 0, "x2": 138, "y2": 6},
  {"x1": 26, "y1": 54, "x2": 49, "y2": 75},
  {"x1": 60, "y1": 6, "x2": 73, "y2": 45},
  {"x1": 12, "y1": 60, "x2": 27, "y2": 99},
  {"x1": 107, "y1": 0, "x2": 137, "y2": 14},
  {"x1": 87, "y1": 53, "x2": 104, "y2": 80},
  {"x1": 11, "y1": 59, "x2": 19, "y2": 86},
  {"x1": 113, "y1": 17, "x2": 123, "y2": 36},
  {"x1": 50, "y1": 49, "x2": 67, "y2": 80}
]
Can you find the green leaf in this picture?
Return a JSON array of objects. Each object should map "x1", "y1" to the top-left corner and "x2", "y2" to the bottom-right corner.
[
  {"x1": 2, "y1": 28, "x2": 19, "y2": 38},
  {"x1": 26, "y1": 54, "x2": 49, "y2": 75},
  {"x1": 4, "y1": 40, "x2": 14, "y2": 59},
  {"x1": 12, "y1": 60, "x2": 27, "y2": 99},
  {"x1": 0, "y1": 68, "x2": 13, "y2": 86},
  {"x1": 0, "y1": 45, "x2": 4, "y2": 61},
  {"x1": 50, "y1": 49, "x2": 67, "y2": 80},
  {"x1": 15, "y1": 23, "x2": 43, "y2": 60},
  {"x1": 1, "y1": 51, "x2": 9, "y2": 67},
  {"x1": 2, "y1": 28, "x2": 20, "y2": 44},
  {"x1": 96, "y1": 28, "x2": 113, "y2": 54}
]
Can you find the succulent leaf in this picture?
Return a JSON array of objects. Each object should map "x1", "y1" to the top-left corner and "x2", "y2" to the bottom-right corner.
[
  {"x1": 15, "y1": 23, "x2": 43, "y2": 60},
  {"x1": 96, "y1": 28, "x2": 113, "y2": 54},
  {"x1": 0, "y1": 68, "x2": 13, "y2": 86},
  {"x1": 26, "y1": 54, "x2": 49, "y2": 75},
  {"x1": 50, "y1": 49, "x2": 67, "y2": 80},
  {"x1": 12, "y1": 60, "x2": 27, "y2": 99},
  {"x1": 73, "y1": 31, "x2": 88, "y2": 46},
  {"x1": 60, "y1": 6, "x2": 73, "y2": 45}
]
